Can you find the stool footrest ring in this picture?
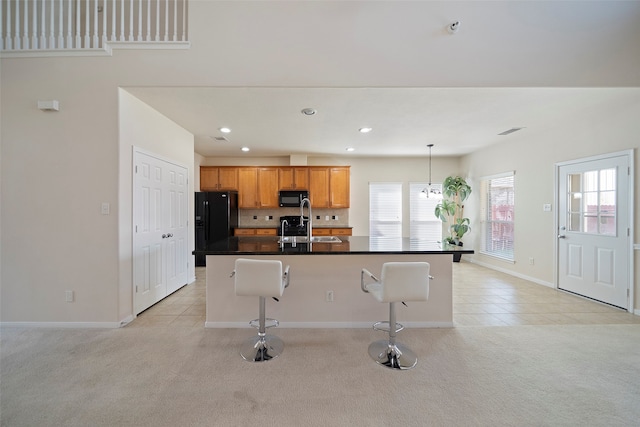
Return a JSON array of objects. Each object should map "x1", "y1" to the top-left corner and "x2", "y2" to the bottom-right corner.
[
  {"x1": 249, "y1": 318, "x2": 279, "y2": 329},
  {"x1": 372, "y1": 321, "x2": 404, "y2": 333}
]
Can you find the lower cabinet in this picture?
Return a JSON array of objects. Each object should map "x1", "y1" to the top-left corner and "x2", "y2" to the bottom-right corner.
[
  {"x1": 234, "y1": 228, "x2": 277, "y2": 236},
  {"x1": 313, "y1": 228, "x2": 352, "y2": 236}
]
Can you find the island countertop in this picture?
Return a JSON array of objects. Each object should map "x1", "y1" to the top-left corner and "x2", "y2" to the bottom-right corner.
[{"x1": 193, "y1": 236, "x2": 474, "y2": 256}]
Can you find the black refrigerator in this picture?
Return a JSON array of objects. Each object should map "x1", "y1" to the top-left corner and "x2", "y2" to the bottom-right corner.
[{"x1": 195, "y1": 191, "x2": 238, "y2": 266}]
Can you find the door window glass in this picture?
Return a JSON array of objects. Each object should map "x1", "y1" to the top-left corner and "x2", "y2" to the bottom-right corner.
[{"x1": 567, "y1": 168, "x2": 616, "y2": 235}]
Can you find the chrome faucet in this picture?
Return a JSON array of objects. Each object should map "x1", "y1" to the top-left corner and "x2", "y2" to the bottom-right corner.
[
  {"x1": 300, "y1": 197, "x2": 312, "y2": 241},
  {"x1": 280, "y1": 219, "x2": 289, "y2": 248}
]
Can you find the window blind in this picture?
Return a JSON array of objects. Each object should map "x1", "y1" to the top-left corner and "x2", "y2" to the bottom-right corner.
[
  {"x1": 409, "y1": 182, "x2": 442, "y2": 242},
  {"x1": 480, "y1": 172, "x2": 515, "y2": 260},
  {"x1": 369, "y1": 182, "x2": 402, "y2": 238}
]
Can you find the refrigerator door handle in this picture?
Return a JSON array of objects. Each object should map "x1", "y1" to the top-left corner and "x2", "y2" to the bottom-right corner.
[{"x1": 204, "y1": 200, "x2": 210, "y2": 241}]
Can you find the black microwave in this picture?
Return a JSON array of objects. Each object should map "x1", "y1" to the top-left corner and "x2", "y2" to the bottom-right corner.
[{"x1": 279, "y1": 190, "x2": 309, "y2": 207}]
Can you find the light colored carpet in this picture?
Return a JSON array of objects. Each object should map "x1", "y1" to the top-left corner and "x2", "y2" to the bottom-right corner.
[{"x1": 2, "y1": 324, "x2": 640, "y2": 426}]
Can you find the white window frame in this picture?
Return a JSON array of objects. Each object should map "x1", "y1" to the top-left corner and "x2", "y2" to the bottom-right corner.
[{"x1": 480, "y1": 171, "x2": 515, "y2": 261}]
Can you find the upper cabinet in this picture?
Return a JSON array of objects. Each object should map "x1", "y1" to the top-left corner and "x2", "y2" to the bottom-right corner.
[
  {"x1": 238, "y1": 167, "x2": 279, "y2": 208},
  {"x1": 278, "y1": 167, "x2": 309, "y2": 190},
  {"x1": 309, "y1": 166, "x2": 350, "y2": 208},
  {"x1": 200, "y1": 167, "x2": 238, "y2": 191},
  {"x1": 329, "y1": 167, "x2": 350, "y2": 208},
  {"x1": 203, "y1": 165, "x2": 349, "y2": 209}
]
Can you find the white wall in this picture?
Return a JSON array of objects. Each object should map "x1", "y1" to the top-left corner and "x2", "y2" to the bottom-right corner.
[
  {"x1": 460, "y1": 88, "x2": 640, "y2": 308},
  {"x1": 1, "y1": 1, "x2": 638, "y2": 323}
]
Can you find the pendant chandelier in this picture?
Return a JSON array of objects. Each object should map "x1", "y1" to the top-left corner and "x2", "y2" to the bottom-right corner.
[{"x1": 421, "y1": 144, "x2": 442, "y2": 198}]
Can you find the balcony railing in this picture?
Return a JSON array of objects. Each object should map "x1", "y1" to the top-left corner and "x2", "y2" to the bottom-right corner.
[{"x1": 1, "y1": 0, "x2": 189, "y2": 56}]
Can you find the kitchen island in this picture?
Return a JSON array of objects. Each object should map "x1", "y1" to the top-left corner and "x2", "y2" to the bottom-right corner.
[{"x1": 195, "y1": 236, "x2": 473, "y2": 328}]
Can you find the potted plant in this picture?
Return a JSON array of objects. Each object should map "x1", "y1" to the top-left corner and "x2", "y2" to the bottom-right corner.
[{"x1": 434, "y1": 176, "x2": 472, "y2": 252}]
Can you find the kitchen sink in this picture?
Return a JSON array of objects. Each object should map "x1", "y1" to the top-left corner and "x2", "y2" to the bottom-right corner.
[{"x1": 278, "y1": 236, "x2": 342, "y2": 244}]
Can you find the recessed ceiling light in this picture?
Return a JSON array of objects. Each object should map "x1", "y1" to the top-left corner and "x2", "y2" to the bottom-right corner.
[
  {"x1": 241, "y1": 147, "x2": 250, "y2": 152},
  {"x1": 346, "y1": 147, "x2": 355, "y2": 152},
  {"x1": 301, "y1": 108, "x2": 317, "y2": 116},
  {"x1": 359, "y1": 127, "x2": 372, "y2": 133},
  {"x1": 219, "y1": 127, "x2": 231, "y2": 133}
]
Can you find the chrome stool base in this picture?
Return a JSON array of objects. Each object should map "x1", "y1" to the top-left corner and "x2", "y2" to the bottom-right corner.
[
  {"x1": 240, "y1": 335, "x2": 284, "y2": 362},
  {"x1": 368, "y1": 340, "x2": 418, "y2": 370}
]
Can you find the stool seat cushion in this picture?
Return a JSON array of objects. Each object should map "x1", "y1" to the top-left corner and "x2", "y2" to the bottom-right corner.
[
  {"x1": 234, "y1": 258, "x2": 285, "y2": 298},
  {"x1": 378, "y1": 262, "x2": 430, "y2": 303}
]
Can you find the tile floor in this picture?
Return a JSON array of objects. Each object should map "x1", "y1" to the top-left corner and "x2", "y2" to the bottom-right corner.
[{"x1": 130, "y1": 261, "x2": 640, "y2": 328}]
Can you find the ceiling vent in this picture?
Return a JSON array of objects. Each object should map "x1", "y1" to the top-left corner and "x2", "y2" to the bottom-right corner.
[
  {"x1": 498, "y1": 127, "x2": 524, "y2": 136},
  {"x1": 212, "y1": 136, "x2": 229, "y2": 142}
]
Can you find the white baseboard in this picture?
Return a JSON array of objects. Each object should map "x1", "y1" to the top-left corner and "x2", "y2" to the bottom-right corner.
[
  {"x1": 205, "y1": 321, "x2": 454, "y2": 329},
  {"x1": 0, "y1": 321, "x2": 122, "y2": 329},
  {"x1": 469, "y1": 259, "x2": 555, "y2": 288}
]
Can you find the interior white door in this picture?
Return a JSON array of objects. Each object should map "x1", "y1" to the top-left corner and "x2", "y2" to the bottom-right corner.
[
  {"x1": 133, "y1": 150, "x2": 188, "y2": 314},
  {"x1": 557, "y1": 153, "x2": 631, "y2": 309},
  {"x1": 165, "y1": 165, "x2": 188, "y2": 294}
]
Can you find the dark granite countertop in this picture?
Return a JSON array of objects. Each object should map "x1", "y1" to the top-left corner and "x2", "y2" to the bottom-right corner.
[{"x1": 193, "y1": 236, "x2": 474, "y2": 255}]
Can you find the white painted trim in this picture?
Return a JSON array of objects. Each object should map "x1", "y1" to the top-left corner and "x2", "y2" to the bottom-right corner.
[
  {"x1": 0, "y1": 322, "x2": 121, "y2": 329},
  {"x1": 205, "y1": 321, "x2": 454, "y2": 329},
  {"x1": 0, "y1": 41, "x2": 190, "y2": 58},
  {"x1": 107, "y1": 41, "x2": 190, "y2": 50},
  {"x1": 470, "y1": 259, "x2": 555, "y2": 288}
]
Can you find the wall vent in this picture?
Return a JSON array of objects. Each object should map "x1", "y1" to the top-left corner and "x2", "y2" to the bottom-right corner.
[{"x1": 498, "y1": 127, "x2": 524, "y2": 136}]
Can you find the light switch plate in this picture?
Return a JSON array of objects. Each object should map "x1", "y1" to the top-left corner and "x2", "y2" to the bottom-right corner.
[{"x1": 101, "y1": 202, "x2": 110, "y2": 215}]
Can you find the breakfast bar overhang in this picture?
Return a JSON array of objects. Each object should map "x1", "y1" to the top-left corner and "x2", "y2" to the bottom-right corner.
[{"x1": 194, "y1": 236, "x2": 473, "y2": 328}]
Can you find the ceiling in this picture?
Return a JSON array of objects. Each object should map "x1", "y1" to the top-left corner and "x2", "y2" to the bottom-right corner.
[{"x1": 122, "y1": 1, "x2": 640, "y2": 159}]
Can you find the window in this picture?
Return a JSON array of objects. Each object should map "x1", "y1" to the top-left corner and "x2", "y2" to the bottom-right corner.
[
  {"x1": 480, "y1": 172, "x2": 515, "y2": 260},
  {"x1": 568, "y1": 168, "x2": 616, "y2": 235},
  {"x1": 409, "y1": 182, "x2": 442, "y2": 243},
  {"x1": 369, "y1": 182, "x2": 402, "y2": 238}
]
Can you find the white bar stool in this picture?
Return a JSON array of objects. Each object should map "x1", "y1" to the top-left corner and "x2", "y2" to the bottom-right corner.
[
  {"x1": 361, "y1": 262, "x2": 431, "y2": 370},
  {"x1": 231, "y1": 258, "x2": 290, "y2": 362}
]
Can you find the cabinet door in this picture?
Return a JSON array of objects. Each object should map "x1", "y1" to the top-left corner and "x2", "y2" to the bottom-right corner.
[
  {"x1": 255, "y1": 228, "x2": 277, "y2": 236},
  {"x1": 309, "y1": 167, "x2": 330, "y2": 208},
  {"x1": 200, "y1": 167, "x2": 219, "y2": 191},
  {"x1": 238, "y1": 168, "x2": 258, "y2": 208},
  {"x1": 234, "y1": 228, "x2": 256, "y2": 236},
  {"x1": 312, "y1": 228, "x2": 331, "y2": 236},
  {"x1": 258, "y1": 168, "x2": 279, "y2": 208},
  {"x1": 293, "y1": 168, "x2": 309, "y2": 189},
  {"x1": 218, "y1": 167, "x2": 239, "y2": 190},
  {"x1": 278, "y1": 167, "x2": 309, "y2": 190},
  {"x1": 332, "y1": 228, "x2": 352, "y2": 236},
  {"x1": 330, "y1": 167, "x2": 350, "y2": 208},
  {"x1": 278, "y1": 168, "x2": 295, "y2": 190}
]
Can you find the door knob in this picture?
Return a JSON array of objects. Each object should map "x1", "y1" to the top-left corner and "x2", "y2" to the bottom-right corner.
[
  {"x1": 557, "y1": 234, "x2": 566, "y2": 239},
  {"x1": 162, "y1": 234, "x2": 167, "y2": 238}
]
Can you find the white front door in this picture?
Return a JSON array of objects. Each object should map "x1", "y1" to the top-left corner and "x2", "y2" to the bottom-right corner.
[
  {"x1": 133, "y1": 150, "x2": 188, "y2": 314},
  {"x1": 557, "y1": 152, "x2": 632, "y2": 309}
]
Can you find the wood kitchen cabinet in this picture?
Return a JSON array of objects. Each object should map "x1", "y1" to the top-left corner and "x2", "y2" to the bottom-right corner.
[
  {"x1": 238, "y1": 167, "x2": 279, "y2": 208},
  {"x1": 309, "y1": 166, "x2": 350, "y2": 208},
  {"x1": 313, "y1": 228, "x2": 352, "y2": 236},
  {"x1": 278, "y1": 167, "x2": 309, "y2": 190},
  {"x1": 309, "y1": 167, "x2": 330, "y2": 208},
  {"x1": 200, "y1": 167, "x2": 238, "y2": 191},
  {"x1": 329, "y1": 167, "x2": 350, "y2": 208},
  {"x1": 234, "y1": 228, "x2": 278, "y2": 236}
]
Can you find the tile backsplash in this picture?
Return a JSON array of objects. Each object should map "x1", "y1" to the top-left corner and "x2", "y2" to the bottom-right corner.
[{"x1": 239, "y1": 208, "x2": 349, "y2": 228}]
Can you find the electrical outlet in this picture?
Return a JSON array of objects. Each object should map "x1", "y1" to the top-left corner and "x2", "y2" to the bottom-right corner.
[
  {"x1": 65, "y1": 290, "x2": 74, "y2": 302},
  {"x1": 529, "y1": 257, "x2": 534, "y2": 265},
  {"x1": 325, "y1": 216, "x2": 330, "y2": 221},
  {"x1": 326, "y1": 290, "x2": 334, "y2": 302}
]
